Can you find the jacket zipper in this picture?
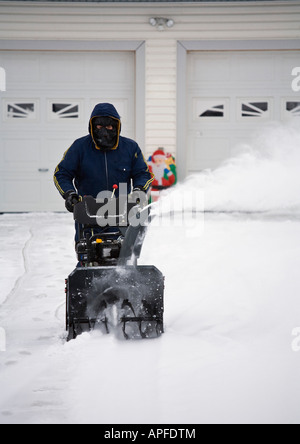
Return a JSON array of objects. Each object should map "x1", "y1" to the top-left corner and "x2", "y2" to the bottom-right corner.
[{"x1": 104, "y1": 152, "x2": 109, "y2": 190}]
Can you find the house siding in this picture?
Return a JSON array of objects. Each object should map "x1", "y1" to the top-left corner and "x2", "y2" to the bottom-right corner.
[{"x1": 146, "y1": 39, "x2": 177, "y2": 155}]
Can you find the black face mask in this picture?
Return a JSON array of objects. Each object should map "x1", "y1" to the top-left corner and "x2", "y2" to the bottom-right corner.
[{"x1": 92, "y1": 116, "x2": 118, "y2": 150}]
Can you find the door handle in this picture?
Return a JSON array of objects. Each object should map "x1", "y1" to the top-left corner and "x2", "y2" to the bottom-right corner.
[{"x1": 38, "y1": 168, "x2": 49, "y2": 173}]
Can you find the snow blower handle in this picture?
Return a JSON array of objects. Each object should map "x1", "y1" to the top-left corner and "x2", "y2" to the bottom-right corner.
[{"x1": 111, "y1": 184, "x2": 118, "y2": 198}]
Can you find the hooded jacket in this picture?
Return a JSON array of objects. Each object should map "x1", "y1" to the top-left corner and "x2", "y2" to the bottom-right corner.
[{"x1": 54, "y1": 103, "x2": 154, "y2": 199}]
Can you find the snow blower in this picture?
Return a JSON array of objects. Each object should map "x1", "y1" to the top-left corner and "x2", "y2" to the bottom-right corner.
[{"x1": 65, "y1": 192, "x2": 164, "y2": 341}]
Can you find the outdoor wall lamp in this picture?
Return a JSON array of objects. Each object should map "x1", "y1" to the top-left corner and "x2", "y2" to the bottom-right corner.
[{"x1": 149, "y1": 17, "x2": 175, "y2": 31}]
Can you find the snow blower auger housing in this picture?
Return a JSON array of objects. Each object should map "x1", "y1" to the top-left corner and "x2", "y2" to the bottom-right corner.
[{"x1": 65, "y1": 194, "x2": 164, "y2": 341}]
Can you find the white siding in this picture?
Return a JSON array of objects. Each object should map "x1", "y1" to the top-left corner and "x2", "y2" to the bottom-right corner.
[
  {"x1": 1, "y1": 3, "x2": 300, "y2": 40},
  {"x1": 145, "y1": 39, "x2": 177, "y2": 157}
]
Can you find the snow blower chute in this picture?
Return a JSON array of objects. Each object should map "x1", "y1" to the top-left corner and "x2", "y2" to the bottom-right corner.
[{"x1": 65, "y1": 193, "x2": 164, "y2": 341}]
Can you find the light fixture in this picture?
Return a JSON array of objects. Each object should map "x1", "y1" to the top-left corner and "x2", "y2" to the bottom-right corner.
[{"x1": 149, "y1": 17, "x2": 175, "y2": 31}]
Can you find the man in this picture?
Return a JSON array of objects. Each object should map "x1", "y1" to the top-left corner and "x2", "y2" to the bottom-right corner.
[{"x1": 54, "y1": 102, "x2": 154, "y2": 217}]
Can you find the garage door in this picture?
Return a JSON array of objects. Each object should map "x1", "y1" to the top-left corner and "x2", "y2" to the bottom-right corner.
[
  {"x1": 187, "y1": 50, "x2": 300, "y2": 174},
  {"x1": 0, "y1": 51, "x2": 135, "y2": 211}
]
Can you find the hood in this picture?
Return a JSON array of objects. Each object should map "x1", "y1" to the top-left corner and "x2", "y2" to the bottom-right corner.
[{"x1": 89, "y1": 103, "x2": 121, "y2": 151}]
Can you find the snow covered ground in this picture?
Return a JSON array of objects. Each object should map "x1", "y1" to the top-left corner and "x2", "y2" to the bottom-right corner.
[{"x1": 1, "y1": 122, "x2": 300, "y2": 424}]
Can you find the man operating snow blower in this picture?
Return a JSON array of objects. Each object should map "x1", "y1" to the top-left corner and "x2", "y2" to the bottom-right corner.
[
  {"x1": 54, "y1": 102, "x2": 154, "y2": 240},
  {"x1": 53, "y1": 103, "x2": 164, "y2": 341}
]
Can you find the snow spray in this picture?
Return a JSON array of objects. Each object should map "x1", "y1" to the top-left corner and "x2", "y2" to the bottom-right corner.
[
  {"x1": 151, "y1": 187, "x2": 205, "y2": 238},
  {"x1": 170, "y1": 121, "x2": 300, "y2": 214}
]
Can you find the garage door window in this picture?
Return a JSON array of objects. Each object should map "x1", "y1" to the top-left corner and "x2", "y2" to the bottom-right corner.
[
  {"x1": 200, "y1": 104, "x2": 224, "y2": 117},
  {"x1": 50, "y1": 102, "x2": 80, "y2": 120},
  {"x1": 195, "y1": 99, "x2": 228, "y2": 120},
  {"x1": 285, "y1": 101, "x2": 300, "y2": 117},
  {"x1": 241, "y1": 101, "x2": 269, "y2": 118},
  {"x1": 236, "y1": 98, "x2": 271, "y2": 120},
  {"x1": 5, "y1": 101, "x2": 37, "y2": 120}
]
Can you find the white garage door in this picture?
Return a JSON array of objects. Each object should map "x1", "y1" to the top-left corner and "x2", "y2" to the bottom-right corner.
[
  {"x1": 0, "y1": 51, "x2": 135, "y2": 211},
  {"x1": 187, "y1": 50, "x2": 300, "y2": 174}
]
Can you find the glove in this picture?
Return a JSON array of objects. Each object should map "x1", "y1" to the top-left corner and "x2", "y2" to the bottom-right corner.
[
  {"x1": 130, "y1": 187, "x2": 147, "y2": 207},
  {"x1": 64, "y1": 191, "x2": 80, "y2": 213}
]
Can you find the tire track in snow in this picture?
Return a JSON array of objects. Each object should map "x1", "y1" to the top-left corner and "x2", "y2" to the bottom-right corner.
[
  {"x1": 0, "y1": 216, "x2": 72, "y2": 423},
  {"x1": 54, "y1": 301, "x2": 65, "y2": 323}
]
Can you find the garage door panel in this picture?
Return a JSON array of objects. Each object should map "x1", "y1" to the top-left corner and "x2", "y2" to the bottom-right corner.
[
  {"x1": 44, "y1": 136, "x2": 80, "y2": 165},
  {"x1": 3, "y1": 177, "x2": 41, "y2": 208},
  {"x1": 41, "y1": 175, "x2": 63, "y2": 210},
  {"x1": 42, "y1": 53, "x2": 86, "y2": 84},
  {"x1": 188, "y1": 135, "x2": 231, "y2": 170},
  {"x1": 0, "y1": 50, "x2": 135, "y2": 212},
  {"x1": 89, "y1": 53, "x2": 134, "y2": 83},
  {"x1": 190, "y1": 55, "x2": 231, "y2": 82},
  {"x1": 235, "y1": 53, "x2": 276, "y2": 82},
  {"x1": 1, "y1": 53, "x2": 40, "y2": 84},
  {"x1": 1, "y1": 138, "x2": 41, "y2": 171}
]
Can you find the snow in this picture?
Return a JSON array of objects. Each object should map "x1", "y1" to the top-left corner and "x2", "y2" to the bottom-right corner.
[
  {"x1": 178, "y1": 121, "x2": 300, "y2": 214},
  {"x1": 1, "y1": 122, "x2": 300, "y2": 424}
]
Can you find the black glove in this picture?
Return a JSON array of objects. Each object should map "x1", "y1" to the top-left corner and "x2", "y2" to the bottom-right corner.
[{"x1": 64, "y1": 191, "x2": 80, "y2": 213}]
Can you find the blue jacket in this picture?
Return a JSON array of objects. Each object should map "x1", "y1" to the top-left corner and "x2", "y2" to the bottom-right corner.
[{"x1": 54, "y1": 103, "x2": 154, "y2": 199}]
